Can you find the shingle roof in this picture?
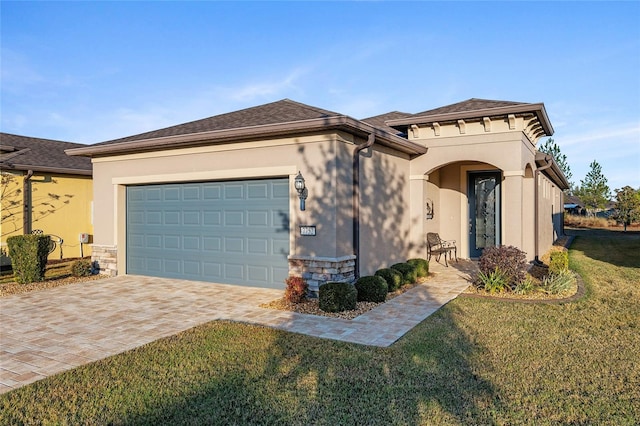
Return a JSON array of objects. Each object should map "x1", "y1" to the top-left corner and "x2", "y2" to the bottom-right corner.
[
  {"x1": 0, "y1": 133, "x2": 92, "y2": 175},
  {"x1": 361, "y1": 111, "x2": 413, "y2": 136},
  {"x1": 413, "y1": 98, "x2": 527, "y2": 116},
  {"x1": 95, "y1": 99, "x2": 343, "y2": 146}
]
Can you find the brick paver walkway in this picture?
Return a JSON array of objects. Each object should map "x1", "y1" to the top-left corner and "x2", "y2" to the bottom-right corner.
[{"x1": 0, "y1": 260, "x2": 475, "y2": 394}]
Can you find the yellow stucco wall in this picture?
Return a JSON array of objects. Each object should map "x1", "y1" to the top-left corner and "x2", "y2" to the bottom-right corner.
[{"x1": 1, "y1": 171, "x2": 93, "y2": 260}]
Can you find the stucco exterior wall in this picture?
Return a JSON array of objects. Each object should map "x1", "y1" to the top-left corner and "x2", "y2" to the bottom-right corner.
[
  {"x1": 358, "y1": 143, "x2": 411, "y2": 275},
  {"x1": 91, "y1": 132, "x2": 381, "y2": 278},
  {"x1": 536, "y1": 172, "x2": 564, "y2": 257},
  {"x1": 408, "y1": 120, "x2": 545, "y2": 261},
  {"x1": 1, "y1": 171, "x2": 93, "y2": 260}
]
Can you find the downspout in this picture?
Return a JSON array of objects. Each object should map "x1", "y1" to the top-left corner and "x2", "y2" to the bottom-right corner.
[
  {"x1": 23, "y1": 170, "x2": 34, "y2": 234},
  {"x1": 353, "y1": 133, "x2": 376, "y2": 279},
  {"x1": 534, "y1": 155, "x2": 553, "y2": 265}
]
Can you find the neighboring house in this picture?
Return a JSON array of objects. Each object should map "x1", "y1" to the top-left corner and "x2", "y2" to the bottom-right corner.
[
  {"x1": 1, "y1": 133, "x2": 93, "y2": 262},
  {"x1": 67, "y1": 98, "x2": 569, "y2": 292},
  {"x1": 564, "y1": 195, "x2": 585, "y2": 215}
]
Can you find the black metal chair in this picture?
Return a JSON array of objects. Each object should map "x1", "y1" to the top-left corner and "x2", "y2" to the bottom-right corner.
[{"x1": 426, "y1": 232, "x2": 457, "y2": 267}]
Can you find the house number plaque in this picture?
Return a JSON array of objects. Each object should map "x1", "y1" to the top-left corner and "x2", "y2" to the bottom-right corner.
[{"x1": 300, "y1": 225, "x2": 316, "y2": 236}]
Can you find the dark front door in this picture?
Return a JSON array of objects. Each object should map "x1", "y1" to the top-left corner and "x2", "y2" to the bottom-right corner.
[{"x1": 468, "y1": 171, "x2": 501, "y2": 258}]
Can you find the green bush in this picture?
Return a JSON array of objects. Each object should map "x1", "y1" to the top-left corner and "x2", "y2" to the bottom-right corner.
[
  {"x1": 476, "y1": 267, "x2": 509, "y2": 294},
  {"x1": 319, "y1": 282, "x2": 357, "y2": 313},
  {"x1": 390, "y1": 263, "x2": 418, "y2": 285},
  {"x1": 375, "y1": 268, "x2": 403, "y2": 292},
  {"x1": 354, "y1": 276, "x2": 387, "y2": 303},
  {"x1": 71, "y1": 259, "x2": 93, "y2": 277},
  {"x1": 543, "y1": 270, "x2": 576, "y2": 294},
  {"x1": 284, "y1": 276, "x2": 308, "y2": 303},
  {"x1": 478, "y1": 245, "x2": 527, "y2": 286},
  {"x1": 7, "y1": 235, "x2": 51, "y2": 284},
  {"x1": 407, "y1": 258, "x2": 429, "y2": 277},
  {"x1": 549, "y1": 251, "x2": 569, "y2": 275}
]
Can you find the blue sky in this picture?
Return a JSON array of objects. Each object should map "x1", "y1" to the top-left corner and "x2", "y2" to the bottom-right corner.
[{"x1": 2, "y1": 1, "x2": 639, "y2": 191}]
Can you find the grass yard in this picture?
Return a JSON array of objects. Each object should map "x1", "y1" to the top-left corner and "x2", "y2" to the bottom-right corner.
[{"x1": 1, "y1": 228, "x2": 639, "y2": 425}]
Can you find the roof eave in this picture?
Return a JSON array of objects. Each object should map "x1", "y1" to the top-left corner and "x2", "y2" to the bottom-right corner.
[
  {"x1": 387, "y1": 103, "x2": 554, "y2": 136},
  {"x1": 66, "y1": 117, "x2": 427, "y2": 158},
  {"x1": 535, "y1": 152, "x2": 570, "y2": 190},
  {"x1": 0, "y1": 163, "x2": 92, "y2": 176}
]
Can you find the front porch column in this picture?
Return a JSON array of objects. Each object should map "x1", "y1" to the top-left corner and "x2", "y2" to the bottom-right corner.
[
  {"x1": 409, "y1": 175, "x2": 427, "y2": 259},
  {"x1": 502, "y1": 172, "x2": 525, "y2": 251}
]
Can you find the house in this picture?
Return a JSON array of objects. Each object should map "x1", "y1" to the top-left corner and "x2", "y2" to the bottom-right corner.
[
  {"x1": 66, "y1": 98, "x2": 569, "y2": 292},
  {"x1": 1, "y1": 133, "x2": 93, "y2": 262},
  {"x1": 564, "y1": 195, "x2": 584, "y2": 215}
]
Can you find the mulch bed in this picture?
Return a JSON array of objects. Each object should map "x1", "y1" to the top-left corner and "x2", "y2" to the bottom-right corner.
[{"x1": 0, "y1": 275, "x2": 103, "y2": 298}]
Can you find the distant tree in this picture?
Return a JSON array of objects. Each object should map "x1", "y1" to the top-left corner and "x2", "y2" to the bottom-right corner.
[
  {"x1": 538, "y1": 138, "x2": 574, "y2": 191},
  {"x1": 575, "y1": 160, "x2": 611, "y2": 216},
  {"x1": 613, "y1": 186, "x2": 640, "y2": 232}
]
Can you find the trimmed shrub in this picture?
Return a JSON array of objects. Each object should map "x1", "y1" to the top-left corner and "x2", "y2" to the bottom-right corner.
[
  {"x1": 284, "y1": 276, "x2": 308, "y2": 303},
  {"x1": 407, "y1": 258, "x2": 429, "y2": 277},
  {"x1": 478, "y1": 245, "x2": 527, "y2": 286},
  {"x1": 375, "y1": 268, "x2": 403, "y2": 292},
  {"x1": 549, "y1": 251, "x2": 569, "y2": 275},
  {"x1": 476, "y1": 267, "x2": 509, "y2": 293},
  {"x1": 354, "y1": 276, "x2": 387, "y2": 303},
  {"x1": 71, "y1": 259, "x2": 93, "y2": 277},
  {"x1": 390, "y1": 263, "x2": 418, "y2": 285},
  {"x1": 7, "y1": 235, "x2": 51, "y2": 284},
  {"x1": 319, "y1": 282, "x2": 357, "y2": 312}
]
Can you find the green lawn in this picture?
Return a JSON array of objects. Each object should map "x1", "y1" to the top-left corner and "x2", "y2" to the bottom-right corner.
[{"x1": 1, "y1": 228, "x2": 639, "y2": 425}]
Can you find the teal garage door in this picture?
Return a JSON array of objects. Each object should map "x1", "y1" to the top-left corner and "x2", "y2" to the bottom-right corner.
[{"x1": 126, "y1": 179, "x2": 290, "y2": 288}]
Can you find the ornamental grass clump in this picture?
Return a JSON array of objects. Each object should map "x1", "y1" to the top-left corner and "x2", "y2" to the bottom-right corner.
[
  {"x1": 407, "y1": 258, "x2": 429, "y2": 277},
  {"x1": 375, "y1": 268, "x2": 403, "y2": 292},
  {"x1": 476, "y1": 267, "x2": 509, "y2": 293},
  {"x1": 284, "y1": 276, "x2": 308, "y2": 303},
  {"x1": 543, "y1": 269, "x2": 576, "y2": 294},
  {"x1": 354, "y1": 275, "x2": 387, "y2": 303},
  {"x1": 319, "y1": 282, "x2": 357, "y2": 312}
]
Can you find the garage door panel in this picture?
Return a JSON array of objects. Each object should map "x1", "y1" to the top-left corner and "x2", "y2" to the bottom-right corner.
[
  {"x1": 224, "y1": 184, "x2": 244, "y2": 199},
  {"x1": 127, "y1": 179, "x2": 289, "y2": 288},
  {"x1": 203, "y1": 237, "x2": 222, "y2": 252},
  {"x1": 224, "y1": 237, "x2": 244, "y2": 253},
  {"x1": 183, "y1": 186, "x2": 200, "y2": 200},
  {"x1": 183, "y1": 236, "x2": 200, "y2": 250}
]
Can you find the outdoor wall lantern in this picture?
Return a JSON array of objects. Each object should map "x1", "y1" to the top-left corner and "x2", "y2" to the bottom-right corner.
[
  {"x1": 294, "y1": 171, "x2": 308, "y2": 211},
  {"x1": 425, "y1": 198, "x2": 434, "y2": 220}
]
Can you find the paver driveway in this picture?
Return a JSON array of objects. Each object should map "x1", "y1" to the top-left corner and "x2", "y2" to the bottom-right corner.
[{"x1": 0, "y1": 261, "x2": 474, "y2": 394}]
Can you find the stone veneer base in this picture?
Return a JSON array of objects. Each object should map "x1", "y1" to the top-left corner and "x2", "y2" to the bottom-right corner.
[
  {"x1": 91, "y1": 244, "x2": 118, "y2": 277},
  {"x1": 288, "y1": 254, "x2": 356, "y2": 293}
]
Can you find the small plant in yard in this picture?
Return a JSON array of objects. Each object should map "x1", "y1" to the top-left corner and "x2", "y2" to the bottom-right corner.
[
  {"x1": 284, "y1": 276, "x2": 308, "y2": 303},
  {"x1": 407, "y1": 258, "x2": 429, "y2": 277},
  {"x1": 390, "y1": 263, "x2": 418, "y2": 285},
  {"x1": 71, "y1": 259, "x2": 93, "y2": 277},
  {"x1": 6, "y1": 234, "x2": 51, "y2": 284},
  {"x1": 549, "y1": 250, "x2": 569, "y2": 275},
  {"x1": 478, "y1": 245, "x2": 527, "y2": 286},
  {"x1": 375, "y1": 268, "x2": 403, "y2": 292},
  {"x1": 319, "y1": 281, "x2": 357, "y2": 312},
  {"x1": 476, "y1": 267, "x2": 509, "y2": 293},
  {"x1": 513, "y1": 274, "x2": 537, "y2": 295},
  {"x1": 542, "y1": 270, "x2": 576, "y2": 294},
  {"x1": 354, "y1": 275, "x2": 387, "y2": 303}
]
